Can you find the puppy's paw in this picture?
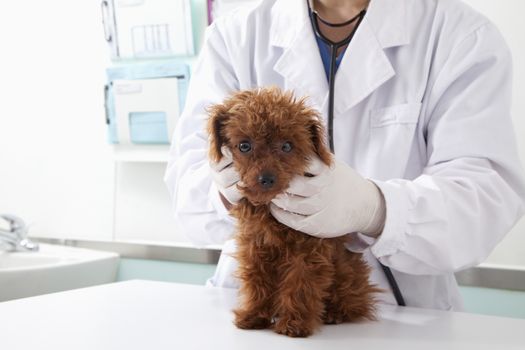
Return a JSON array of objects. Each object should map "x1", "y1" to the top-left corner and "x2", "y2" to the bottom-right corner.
[
  {"x1": 273, "y1": 318, "x2": 313, "y2": 338},
  {"x1": 234, "y1": 310, "x2": 272, "y2": 330},
  {"x1": 323, "y1": 309, "x2": 345, "y2": 325}
]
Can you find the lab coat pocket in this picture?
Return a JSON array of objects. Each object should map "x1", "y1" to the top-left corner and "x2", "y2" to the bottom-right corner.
[
  {"x1": 367, "y1": 103, "x2": 422, "y2": 178},
  {"x1": 370, "y1": 103, "x2": 421, "y2": 128}
]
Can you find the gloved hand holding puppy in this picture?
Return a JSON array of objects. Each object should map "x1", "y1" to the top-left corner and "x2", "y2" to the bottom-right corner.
[
  {"x1": 209, "y1": 147, "x2": 243, "y2": 205},
  {"x1": 210, "y1": 151, "x2": 386, "y2": 238}
]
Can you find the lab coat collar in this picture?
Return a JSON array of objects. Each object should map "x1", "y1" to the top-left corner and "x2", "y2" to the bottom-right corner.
[
  {"x1": 270, "y1": 0, "x2": 410, "y2": 113},
  {"x1": 366, "y1": 0, "x2": 410, "y2": 49},
  {"x1": 270, "y1": 0, "x2": 410, "y2": 49},
  {"x1": 271, "y1": 0, "x2": 328, "y2": 108}
]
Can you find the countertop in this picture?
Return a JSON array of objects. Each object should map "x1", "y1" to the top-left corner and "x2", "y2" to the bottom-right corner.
[{"x1": 0, "y1": 280, "x2": 523, "y2": 349}]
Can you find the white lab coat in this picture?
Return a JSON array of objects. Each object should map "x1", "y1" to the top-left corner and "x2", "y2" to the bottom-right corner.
[{"x1": 164, "y1": 0, "x2": 525, "y2": 310}]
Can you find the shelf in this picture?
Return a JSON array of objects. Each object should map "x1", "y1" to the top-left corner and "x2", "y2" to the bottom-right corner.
[{"x1": 112, "y1": 144, "x2": 170, "y2": 163}]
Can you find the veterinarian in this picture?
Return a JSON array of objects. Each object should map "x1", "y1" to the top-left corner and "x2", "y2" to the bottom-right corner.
[{"x1": 165, "y1": 0, "x2": 525, "y2": 310}]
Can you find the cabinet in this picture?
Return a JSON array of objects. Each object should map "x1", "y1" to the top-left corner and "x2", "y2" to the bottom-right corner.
[{"x1": 104, "y1": 0, "x2": 208, "y2": 244}]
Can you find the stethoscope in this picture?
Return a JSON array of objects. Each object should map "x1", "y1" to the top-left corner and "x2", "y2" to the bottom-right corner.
[
  {"x1": 306, "y1": 0, "x2": 365, "y2": 152},
  {"x1": 306, "y1": 0, "x2": 406, "y2": 307}
]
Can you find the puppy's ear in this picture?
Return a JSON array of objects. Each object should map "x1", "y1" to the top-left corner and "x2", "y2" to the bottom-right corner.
[
  {"x1": 207, "y1": 103, "x2": 230, "y2": 162},
  {"x1": 308, "y1": 117, "x2": 333, "y2": 166}
]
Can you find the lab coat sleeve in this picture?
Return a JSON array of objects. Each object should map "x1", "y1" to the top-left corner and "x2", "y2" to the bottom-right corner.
[
  {"x1": 164, "y1": 22, "x2": 238, "y2": 247},
  {"x1": 370, "y1": 23, "x2": 525, "y2": 274}
]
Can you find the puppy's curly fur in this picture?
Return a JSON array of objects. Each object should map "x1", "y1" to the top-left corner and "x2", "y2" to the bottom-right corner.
[{"x1": 207, "y1": 87, "x2": 379, "y2": 337}]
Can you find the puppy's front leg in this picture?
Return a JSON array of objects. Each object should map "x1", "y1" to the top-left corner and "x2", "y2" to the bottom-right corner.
[
  {"x1": 273, "y1": 248, "x2": 334, "y2": 337},
  {"x1": 233, "y1": 248, "x2": 276, "y2": 330}
]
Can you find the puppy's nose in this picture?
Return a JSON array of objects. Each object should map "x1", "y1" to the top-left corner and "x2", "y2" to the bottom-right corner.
[{"x1": 258, "y1": 173, "x2": 276, "y2": 189}]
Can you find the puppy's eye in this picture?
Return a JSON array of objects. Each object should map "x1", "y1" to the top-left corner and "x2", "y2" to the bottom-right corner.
[
  {"x1": 239, "y1": 141, "x2": 252, "y2": 153},
  {"x1": 281, "y1": 142, "x2": 293, "y2": 153}
]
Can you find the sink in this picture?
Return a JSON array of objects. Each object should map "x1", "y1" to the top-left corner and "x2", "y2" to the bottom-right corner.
[
  {"x1": 0, "y1": 254, "x2": 63, "y2": 268},
  {"x1": 0, "y1": 243, "x2": 119, "y2": 302}
]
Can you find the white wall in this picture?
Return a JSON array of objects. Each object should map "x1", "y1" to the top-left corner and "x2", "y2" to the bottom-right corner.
[
  {"x1": 0, "y1": 1, "x2": 523, "y2": 264},
  {"x1": 0, "y1": 1, "x2": 115, "y2": 240}
]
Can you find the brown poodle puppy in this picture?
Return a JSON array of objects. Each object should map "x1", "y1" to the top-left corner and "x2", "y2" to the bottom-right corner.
[{"x1": 207, "y1": 87, "x2": 379, "y2": 337}]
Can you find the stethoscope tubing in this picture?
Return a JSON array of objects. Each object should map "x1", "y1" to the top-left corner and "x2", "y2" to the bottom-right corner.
[
  {"x1": 307, "y1": 0, "x2": 406, "y2": 307},
  {"x1": 311, "y1": 9, "x2": 365, "y2": 151}
]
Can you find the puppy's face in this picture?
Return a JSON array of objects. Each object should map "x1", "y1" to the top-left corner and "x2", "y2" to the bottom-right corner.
[{"x1": 208, "y1": 88, "x2": 332, "y2": 206}]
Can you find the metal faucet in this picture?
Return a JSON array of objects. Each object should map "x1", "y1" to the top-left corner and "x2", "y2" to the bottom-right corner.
[{"x1": 0, "y1": 214, "x2": 39, "y2": 252}]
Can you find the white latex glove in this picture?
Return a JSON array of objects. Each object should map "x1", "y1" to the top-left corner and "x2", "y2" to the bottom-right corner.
[
  {"x1": 270, "y1": 157, "x2": 386, "y2": 238},
  {"x1": 209, "y1": 146, "x2": 242, "y2": 205}
]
